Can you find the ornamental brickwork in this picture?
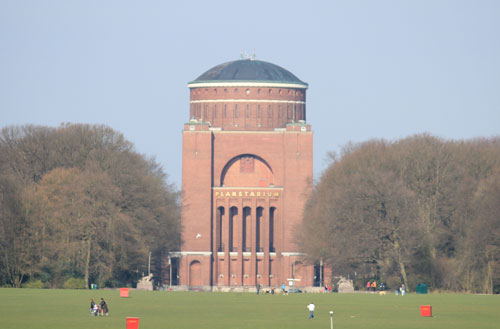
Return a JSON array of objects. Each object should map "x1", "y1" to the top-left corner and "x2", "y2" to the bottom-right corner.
[{"x1": 189, "y1": 86, "x2": 306, "y2": 131}]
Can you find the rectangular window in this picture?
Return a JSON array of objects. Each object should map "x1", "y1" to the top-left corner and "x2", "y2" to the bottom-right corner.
[
  {"x1": 235, "y1": 104, "x2": 239, "y2": 118},
  {"x1": 246, "y1": 104, "x2": 250, "y2": 118},
  {"x1": 257, "y1": 105, "x2": 261, "y2": 118},
  {"x1": 224, "y1": 104, "x2": 227, "y2": 117}
]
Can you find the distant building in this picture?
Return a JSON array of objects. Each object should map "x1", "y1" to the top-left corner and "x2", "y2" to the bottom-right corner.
[{"x1": 169, "y1": 58, "x2": 330, "y2": 290}]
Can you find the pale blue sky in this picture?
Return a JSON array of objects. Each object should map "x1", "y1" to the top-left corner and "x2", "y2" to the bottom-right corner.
[{"x1": 1, "y1": 0, "x2": 499, "y2": 187}]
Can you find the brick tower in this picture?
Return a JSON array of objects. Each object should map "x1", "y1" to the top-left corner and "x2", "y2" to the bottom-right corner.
[{"x1": 172, "y1": 58, "x2": 321, "y2": 291}]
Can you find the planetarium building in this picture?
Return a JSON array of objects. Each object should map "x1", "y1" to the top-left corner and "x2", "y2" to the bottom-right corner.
[{"x1": 170, "y1": 58, "x2": 329, "y2": 291}]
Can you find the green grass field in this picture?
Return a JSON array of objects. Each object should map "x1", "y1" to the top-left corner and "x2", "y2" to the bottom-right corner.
[{"x1": 0, "y1": 289, "x2": 498, "y2": 329}]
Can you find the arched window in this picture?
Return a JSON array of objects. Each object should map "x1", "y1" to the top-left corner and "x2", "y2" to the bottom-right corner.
[
  {"x1": 217, "y1": 207, "x2": 224, "y2": 252},
  {"x1": 256, "y1": 207, "x2": 263, "y2": 252},
  {"x1": 242, "y1": 207, "x2": 251, "y2": 252},
  {"x1": 229, "y1": 207, "x2": 238, "y2": 252},
  {"x1": 269, "y1": 207, "x2": 276, "y2": 252}
]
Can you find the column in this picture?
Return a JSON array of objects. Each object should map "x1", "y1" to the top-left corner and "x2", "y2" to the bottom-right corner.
[
  {"x1": 263, "y1": 202, "x2": 270, "y2": 286},
  {"x1": 250, "y1": 200, "x2": 258, "y2": 286},
  {"x1": 250, "y1": 202, "x2": 257, "y2": 286},
  {"x1": 212, "y1": 205, "x2": 218, "y2": 286},
  {"x1": 237, "y1": 204, "x2": 243, "y2": 286},
  {"x1": 224, "y1": 199, "x2": 230, "y2": 286}
]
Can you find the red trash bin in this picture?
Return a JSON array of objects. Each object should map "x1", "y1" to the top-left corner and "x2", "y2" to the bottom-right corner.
[
  {"x1": 420, "y1": 305, "x2": 432, "y2": 317},
  {"x1": 126, "y1": 317, "x2": 139, "y2": 329},
  {"x1": 120, "y1": 288, "x2": 129, "y2": 297}
]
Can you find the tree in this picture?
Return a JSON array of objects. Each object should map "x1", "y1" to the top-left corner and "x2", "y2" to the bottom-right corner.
[
  {"x1": 458, "y1": 169, "x2": 500, "y2": 293},
  {"x1": 299, "y1": 141, "x2": 419, "y2": 289},
  {"x1": 0, "y1": 124, "x2": 180, "y2": 287},
  {"x1": 0, "y1": 173, "x2": 43, "y2": 287},
  {"x1": 299, "y1": 135, "x2": 500, "y2": 293}
]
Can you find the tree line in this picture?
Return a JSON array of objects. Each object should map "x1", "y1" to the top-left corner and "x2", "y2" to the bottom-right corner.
[
  {"x1": 298, "y1": 134, "x2": 500, "y2": 294},
  {"x1": 0, "y1": 124, "x2": 180, "y2": 288}
]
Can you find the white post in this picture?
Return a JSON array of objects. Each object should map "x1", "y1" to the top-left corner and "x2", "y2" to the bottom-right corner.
[
  {"x1": 329, "y1": 311, "x2": 334, "y2": 329},
  {"x1": 169, "y1": 256, "x2": 172, "y2": 287}
]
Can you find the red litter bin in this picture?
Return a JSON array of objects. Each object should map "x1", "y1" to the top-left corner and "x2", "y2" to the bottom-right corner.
[
  {"x1": 420, "y1": 305, "x2": 432, "y2": 317},
  {"x1": 126, "y1": 317, "x2": 139, "y2": 329},
  {"x1": 120, "y1": 288, "x2": 129, "y2": 297}
]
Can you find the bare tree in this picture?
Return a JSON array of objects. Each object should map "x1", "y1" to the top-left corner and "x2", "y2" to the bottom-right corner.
[
  {"x1": 0, "y1": 124, "x2": 180, "y2": 287},
  {"x1": 299, "y1": 135, "x2": 500, "y2": 293}
]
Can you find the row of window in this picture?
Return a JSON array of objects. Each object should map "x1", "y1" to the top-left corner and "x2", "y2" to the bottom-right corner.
[
  {"x1": 216, "y1": 206, "x2": 276, "y2": 253},
  {"x1": 193, "y1": 88, "x2": 304, "y2": 97},
  {"x1": 191, "y1": 103, "x2": 305, "y2": 120}
]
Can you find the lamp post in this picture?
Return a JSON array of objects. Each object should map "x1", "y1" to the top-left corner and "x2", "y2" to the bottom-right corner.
[
  {"x1": 320, "y1": 259, "x2": 323, "y2": 287},
  {"x1": 148, "y1": 251, "x2": 151, "y2": 275},
  {"x1": 329, "y1": 310, "x2": 334, "y2": 329},
  {"x1": 168, "y1": 256, "x2": 172, "y2": 288}
]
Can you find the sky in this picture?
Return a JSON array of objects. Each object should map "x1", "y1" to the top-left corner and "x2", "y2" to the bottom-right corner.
[{"x1": 1, "y1": 0, "x2": 499, "y2": 188}]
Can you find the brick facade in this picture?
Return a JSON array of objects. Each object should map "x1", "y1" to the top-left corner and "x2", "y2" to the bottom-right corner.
[{"x1": 170, "y1": 60, "x2": 329, "y2": 291}]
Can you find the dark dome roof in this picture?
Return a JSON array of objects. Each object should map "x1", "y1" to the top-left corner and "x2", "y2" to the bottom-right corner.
[{"x1": 189, "y1": 59, "x2": 307, "y2": 87}]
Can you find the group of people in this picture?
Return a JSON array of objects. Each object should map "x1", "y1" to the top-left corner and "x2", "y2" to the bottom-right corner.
[
  {"x1": 365, "y1": 281, "x2": 385, "y2": 292},
  {"x1": 89, "y1": 298, "x2": 109, "y2": 316},
  {"x1": 256, "y1": 284, "x2": 288, "y2": 295},
  {"x1": 365, "y1": 281, "x2": 406, "y2": 295}
]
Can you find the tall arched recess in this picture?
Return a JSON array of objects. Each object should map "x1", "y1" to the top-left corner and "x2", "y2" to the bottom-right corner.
[
  {"x1": 220, "y1": 154, "x2": 274, "y2": 187},
  {"x1": 189, "y1": 260, "x2": 202, "y2": 287}
]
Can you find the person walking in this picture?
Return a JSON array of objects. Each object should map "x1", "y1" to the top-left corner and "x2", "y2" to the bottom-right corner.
[
  {"x1": 99, "y1": 298, "x2": 109, "y2": 316},
  {"x1": 90, "y1": 298, "x2": 96, "y2": 316},
  {"x1": 307, "y1": 302, "x2": 315, "y2": 319}
]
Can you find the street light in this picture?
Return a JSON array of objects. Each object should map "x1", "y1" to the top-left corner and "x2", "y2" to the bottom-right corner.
[
  {"x1": 168, "y1": 256, "x2": 172, "y2": 288},
  {"x1": 329, "y1": 310, "x2": 334, "y2": 329}
]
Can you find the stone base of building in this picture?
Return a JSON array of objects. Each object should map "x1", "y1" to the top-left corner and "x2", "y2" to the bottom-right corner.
[
  {"x1": 168, "y1": 285, "x2": 327, "y2": 293},
  {"x1": 165, "y1": 252, "x2": 333, "y2": 290}
]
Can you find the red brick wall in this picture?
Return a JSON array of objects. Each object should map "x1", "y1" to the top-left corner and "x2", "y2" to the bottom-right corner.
[
  {"x1": 178, "y1": 81, "x2": 315, "y2": 288},
  {"x1": 189, "y1": 87, "x2": 307, "y2": 130}
]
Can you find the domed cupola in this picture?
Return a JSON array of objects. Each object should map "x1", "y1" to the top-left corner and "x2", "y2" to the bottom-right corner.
[
  {"x1": 188, "y1": 59, "x2": 308, "y2": 131},
  {"x1": 189, "y1": 59, "x2": 308, "y2": 88}
]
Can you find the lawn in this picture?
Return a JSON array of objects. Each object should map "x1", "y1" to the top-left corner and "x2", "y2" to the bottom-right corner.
[{"x1": 0, "y1": 288, "x2": 498, "y2": 329}]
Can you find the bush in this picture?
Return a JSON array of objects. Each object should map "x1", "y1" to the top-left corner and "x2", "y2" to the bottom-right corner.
[
  {"x1": 22, "y1": 280, "x2": 45, "y2": 289},
  {"x1": 63, "y1": 277, "x2": 86, "y2": 289},
  {"x1": 103, "y1": 278, "x2": 121, "y2": 288}
]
